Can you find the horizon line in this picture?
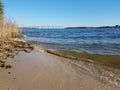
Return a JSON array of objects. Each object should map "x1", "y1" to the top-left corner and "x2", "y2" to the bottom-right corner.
[{"x1": 19, "y1": 24, "x2": 120, "y2": 28}]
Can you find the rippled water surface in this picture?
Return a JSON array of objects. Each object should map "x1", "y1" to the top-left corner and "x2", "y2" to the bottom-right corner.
[
  {"x1": 20, "y1": 28, "x2": 120, "y2": 87},
  {"x1": 20, "y1": 28, "x2": 120, "y2": 55}
]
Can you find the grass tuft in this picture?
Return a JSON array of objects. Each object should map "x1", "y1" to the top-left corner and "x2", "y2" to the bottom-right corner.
[{"x1": 0, "y1": 19, "x2": 22, "y2": 40}]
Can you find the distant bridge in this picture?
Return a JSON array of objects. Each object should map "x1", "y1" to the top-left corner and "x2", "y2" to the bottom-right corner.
[{"x1": 20, "y1": 26, "x2": 65, "y2": 29}]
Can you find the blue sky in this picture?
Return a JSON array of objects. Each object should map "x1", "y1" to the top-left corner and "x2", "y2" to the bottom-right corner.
[{"x1": 3, "y1": 0, "x2": 120, "y2": 27}]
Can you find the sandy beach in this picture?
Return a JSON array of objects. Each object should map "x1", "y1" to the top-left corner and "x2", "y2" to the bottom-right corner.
[
  {"x1": 0, "y1": 0, "x2": 120, "y2": 90},
  {"x1": 0, "y1": 48, "x2": 120, "y2": 90}
]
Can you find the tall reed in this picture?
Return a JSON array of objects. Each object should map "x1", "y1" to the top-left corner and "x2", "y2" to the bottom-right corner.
[
  {"x1": 0, "y1": 0, "x2": 21, "y2": 39},
  {"x1": 0, "y1": 0, "x2": 22, "y2": 40},
  {"x1": 0, "y1": 20, "x2": 22, "y2": 40}
]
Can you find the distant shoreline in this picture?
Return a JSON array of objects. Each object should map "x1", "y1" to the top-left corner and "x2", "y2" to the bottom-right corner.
[
  {"x1": 65, "y1": 25, "x2": 120, "y2": 29},
  {"x1": 19, "y1": 25, "x2": 120, "y2": 30}
]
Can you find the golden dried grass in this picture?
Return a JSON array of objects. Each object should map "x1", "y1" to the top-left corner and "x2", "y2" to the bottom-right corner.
[{"x1": 0, "y1": 19, "x2": 22, "y2": 40}]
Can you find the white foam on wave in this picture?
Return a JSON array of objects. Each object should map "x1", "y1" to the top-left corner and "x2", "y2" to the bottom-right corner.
[
  {"x1": 12, "y1": 38, "x2": 27, "y2": 42},
  {"x1": 34, "y1": 45, "x2": 45, "y2": 52}
]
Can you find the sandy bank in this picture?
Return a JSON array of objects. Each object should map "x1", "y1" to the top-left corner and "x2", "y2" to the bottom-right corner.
[
  {"x1": 0, "y1": 49, "x2": 120, "y2": 90},
  {"x1": 0, "y1": 40, "x2": 34, "y2": 69}
]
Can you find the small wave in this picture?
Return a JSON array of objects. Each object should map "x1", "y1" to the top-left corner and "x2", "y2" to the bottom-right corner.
[
  {"x1": 46, "y1": 50, "x2": 120, "y2": 68},
  {"x1": 46, "y1": 49, "x2": 120, "y2": 87},
  {"x1": 34, "y1": 46, "x2": 45, "y2": 52},
  {"x1": 23, "y1": 34, "x2": 27, "y2": 38},
  {"x1": 13, "y1": 38, "x2": 27, "y2": 42},
  {"x1": 27, "y1": 40, "x2": 68, "y2": 46}
]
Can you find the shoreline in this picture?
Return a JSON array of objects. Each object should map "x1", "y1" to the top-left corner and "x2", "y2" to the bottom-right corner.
[
  {"x1": 45, "y1": 49, "x2": 120, "y2": 87},
  {"x1": 0, "y1": 40, "x2": 120, "y2": 89},
  {"x1": 0, "y1": 48, "x2": 120, "y2": 90},
  {"x1": 0, "y1": 39, "x2": 34, "y2": 70}
]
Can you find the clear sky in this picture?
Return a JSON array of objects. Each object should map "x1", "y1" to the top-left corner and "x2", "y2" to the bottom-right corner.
[{"x1": 3, "y1": 0, "x2": 120, "y2": 27}]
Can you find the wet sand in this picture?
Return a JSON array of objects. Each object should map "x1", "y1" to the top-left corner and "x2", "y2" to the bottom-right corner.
[{"x1": 0, "y1": 50, "x2": 119, "y2": 90}]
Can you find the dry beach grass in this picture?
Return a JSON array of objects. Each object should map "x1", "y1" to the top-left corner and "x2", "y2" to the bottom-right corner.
[
  {"x1": 0, "y1": 20, "x2": 33, "y2": 69},
  {"x1": 0, "y1": 20, "x2": 22, "y2": 39}
]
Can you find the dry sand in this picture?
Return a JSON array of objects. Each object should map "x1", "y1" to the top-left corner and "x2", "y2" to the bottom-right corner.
[{"x1": 0, "y1": 50, "x2": 120, "y2": 90}]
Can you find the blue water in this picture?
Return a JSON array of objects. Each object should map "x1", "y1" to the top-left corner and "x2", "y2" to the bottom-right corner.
[{"x1": 20, "y1": 28, "x2": 120, "y2": 55}]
